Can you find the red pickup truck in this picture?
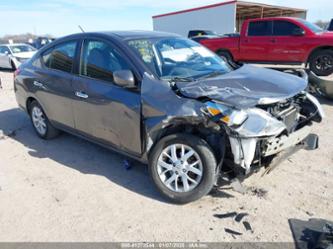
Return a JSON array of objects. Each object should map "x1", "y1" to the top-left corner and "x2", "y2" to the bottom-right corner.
[{"x1": 199, "y1": 17, "x2": 333, "y2": 76}]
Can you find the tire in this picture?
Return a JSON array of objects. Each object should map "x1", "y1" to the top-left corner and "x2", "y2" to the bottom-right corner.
[
  {"x1": 309, "y1": 50, "x2": 333, "y2": 76},
  {"x1": 149, "y1": 133, "x2": 217, "y2": 204},
  {"x1": 218, "y1": 51, "x2": 233, "y2": 62},
  {"x1": 28, "y1": 100, "x2": 60, "y2": 139}
]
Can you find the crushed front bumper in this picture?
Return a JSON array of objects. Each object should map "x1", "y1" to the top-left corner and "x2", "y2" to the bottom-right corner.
[
  {"x1": 263, "y1": 126, "x2": 317, "y2": 157},
  {"x1": 229, "y1": 125, "x2": 319, "y2": 174},
  {"x1": 262, "y1": 132, "x2": 319, "y2": 175}
]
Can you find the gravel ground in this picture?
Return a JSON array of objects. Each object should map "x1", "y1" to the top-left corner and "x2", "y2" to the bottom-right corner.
[{"x1": 0, "y1": 70, "x2": 332, "y2": 242}]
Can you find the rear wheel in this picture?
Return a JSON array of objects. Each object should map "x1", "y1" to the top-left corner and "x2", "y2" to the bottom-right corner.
[
  {"x1": 309, "y1": 50, "x2": 333, "y2": 76},
  {"x1": 149, "y1": 134, "x2": 217, "y2": 204},
  {"x1": 29, "y1": 101, "x2": 60, "y2": 139}
]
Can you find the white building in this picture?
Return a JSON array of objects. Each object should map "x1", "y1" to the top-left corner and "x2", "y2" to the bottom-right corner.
[{"x1": 152, "y1": 0, "x2": 307, "y2": 37}]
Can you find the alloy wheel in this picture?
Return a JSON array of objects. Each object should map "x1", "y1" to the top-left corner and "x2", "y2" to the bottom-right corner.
[
  {"x1": 157, "y1": 144, "x2": 203, "y2": 193},
  {"x1": 31, "y1": 106, "x2": 47, "y2": 136},
  {"x1": 315, "y1": 54, "x2": 333, "y2": 74}
]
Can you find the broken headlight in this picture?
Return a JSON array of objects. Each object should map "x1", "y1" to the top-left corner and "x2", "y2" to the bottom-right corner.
[
  {"x1": 205, "y1": 102, "x2": 287, "y2": 138},
  {"x1": 206, "y1": 101, "x2": 248, "y2": 127},
  {"x1": 234, "y1": 108, "x2": 286, "y2": 137}
]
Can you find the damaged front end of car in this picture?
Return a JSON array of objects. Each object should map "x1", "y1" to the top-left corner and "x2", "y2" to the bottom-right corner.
[
  {"x1": 202, "y1": 91, "x2": 324, "y2": 175},
  {"x1": 142, "y1": 64, "x2": 325, "y2": 181}
]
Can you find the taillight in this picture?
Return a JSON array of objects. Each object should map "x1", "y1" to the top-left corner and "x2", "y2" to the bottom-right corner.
[{"x1": 14, "y1": 68, "x2": 20, "y2": 80}]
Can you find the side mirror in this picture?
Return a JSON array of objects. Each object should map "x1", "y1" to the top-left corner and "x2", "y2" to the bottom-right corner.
[
  {"x1": 113, "y1": 70, "x2": 136, "y2": 88},
  {"x1": 292, "y1": 28, "x2": 305, "y2": 36},
  {"x1": 4, "y1": 51, "x2": 9, "y2": 55}
]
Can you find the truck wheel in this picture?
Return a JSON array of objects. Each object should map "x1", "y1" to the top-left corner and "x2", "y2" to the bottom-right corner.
[
  {"x1": 149, "y1": 133, "x2": 217, "y2": 204},
  {"x1": 217, "y1": 51, "x2": 233, "y2": 63},
  {"x1": 309, "y1": 50, "x2": 333, "y2": 76},
  {"x1": 29, "y1": 100, "x2": 60, "y2": 139}
]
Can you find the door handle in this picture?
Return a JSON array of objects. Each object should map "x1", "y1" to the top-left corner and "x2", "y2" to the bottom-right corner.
[
  {"x1": 75, "y1": 91, "x2": 89, "y2": 99},
  {"x1": 270, "y1": 39, "x2": 276, "y2": 43}
]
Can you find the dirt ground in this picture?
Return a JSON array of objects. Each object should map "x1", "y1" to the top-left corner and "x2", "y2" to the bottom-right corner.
[{"x1": 0, "y1": 70, "x2": 332, "y2": 242}]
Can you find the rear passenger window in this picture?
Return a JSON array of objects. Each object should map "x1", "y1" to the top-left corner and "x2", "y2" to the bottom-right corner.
[
  {"x1": 273, "y1": 21, "x2": 303, "y2": 36},
  {"x1": 248, "y1": 21, "x2": 272, "y2": 36},
  {"x1": 42, "y1": 41, "x2": 77, "y2": 73},
  {"x1": 80, "y1": 40, "x2": 130, "y2": 83}
]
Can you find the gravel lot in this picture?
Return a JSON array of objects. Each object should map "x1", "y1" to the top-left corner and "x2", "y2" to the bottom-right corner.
[{"x1": 0, "y1": 70, "x2": 332, "y2": 242}]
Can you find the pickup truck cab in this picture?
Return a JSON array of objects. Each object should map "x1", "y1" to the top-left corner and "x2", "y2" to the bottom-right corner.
[{"x1": 199, "y1": 17, "x2": 333, "y2": 76}]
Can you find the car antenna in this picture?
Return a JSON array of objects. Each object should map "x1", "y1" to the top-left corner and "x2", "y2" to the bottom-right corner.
[{"x1": 78, "y1": 25, "x2": 85, "y2": 33}]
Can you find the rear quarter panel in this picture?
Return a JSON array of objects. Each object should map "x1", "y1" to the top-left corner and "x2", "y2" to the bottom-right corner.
[
  {"x1": 200, "y1": 37, "x2": 240, "y2": 59},
  {"x1": 14, "y1": 67, "x2": 36, "y2": 112}
]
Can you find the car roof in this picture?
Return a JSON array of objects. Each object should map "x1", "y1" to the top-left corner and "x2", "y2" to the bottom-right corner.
[
  {"x1": 105, "y1": 30, "x2": 180, "y2": 40},
  {"x1": 56, "y1": 30, "x2": 180, "y2": 43}
]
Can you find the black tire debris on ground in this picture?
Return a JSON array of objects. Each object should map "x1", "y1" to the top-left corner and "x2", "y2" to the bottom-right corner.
[
  {"x1": 213, "y1": 212, "x2": 237, "y2": 219},
  {"x1": 235, "y1": 212, "x2": 249, "y2": 222}
]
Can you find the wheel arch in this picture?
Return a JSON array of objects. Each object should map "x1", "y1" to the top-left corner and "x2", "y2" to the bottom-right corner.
[
  {"x1": 147, "y1": 122, "x2": 226, "y2": 165},
  {"x1": 215, "y1": 49, "x2": 234, "y2": 60},
  {"x1": 26, "y1": 96, "x2": 37, "y2": 114},
  {"x1": 26, "y1": 96, "x2": 49, "y2": 117},
  {"x1": 307, "y1": 46, "x2": 333, "y2": 64}
]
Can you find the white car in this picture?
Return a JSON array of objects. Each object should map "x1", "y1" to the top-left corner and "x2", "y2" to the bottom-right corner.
[{"x1": 0, "y1": 43, "x2": 36, "y2": 70}]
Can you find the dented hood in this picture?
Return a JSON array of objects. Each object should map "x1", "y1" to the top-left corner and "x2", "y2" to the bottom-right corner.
[{"x1": 178, "y1": 65, "x2": 307, "y2": 108}]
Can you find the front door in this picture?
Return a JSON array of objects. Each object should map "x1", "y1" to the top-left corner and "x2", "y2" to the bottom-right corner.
[
  {"x1": 268, "y1": 20, "x2": 306, "y2": 62},
  {"x1": 71, "y1": 39, "x2": 142, "y2": 156}
]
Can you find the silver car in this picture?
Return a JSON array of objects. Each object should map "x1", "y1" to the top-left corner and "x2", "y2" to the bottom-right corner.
[{"x1": 0, "y1": 43, "x2": 36, "y2": 69}]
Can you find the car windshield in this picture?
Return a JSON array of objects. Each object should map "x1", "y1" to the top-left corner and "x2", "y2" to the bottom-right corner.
[
  {"x1": 127, "y1": 37, "x2": 231, "y2": 81},
  {"x1": 297, "y1": 19, "x2": 323, "y2": 33},
  {"x1": 9, "y1": 45, "x2": 36, "y2": 53}
]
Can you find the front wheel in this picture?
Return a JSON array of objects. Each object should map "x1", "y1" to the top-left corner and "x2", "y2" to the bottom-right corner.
[
  {"x1": 149, "y1": 134, "x2": 217, "y2": 204},
  {"x1": 217, "y1": 50, "x2": 233, "y2": 63},
  {"x1": 309, "y1": 50, "x2": 333, "y2": 76}
]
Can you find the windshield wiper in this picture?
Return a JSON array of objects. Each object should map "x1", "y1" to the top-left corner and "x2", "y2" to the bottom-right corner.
[
  {"x1": 166, "y1": 76, "x2": 195, "y2": 83},
  {"x1": 197, "y1": 70, "x2": 225, "y2": 80}
]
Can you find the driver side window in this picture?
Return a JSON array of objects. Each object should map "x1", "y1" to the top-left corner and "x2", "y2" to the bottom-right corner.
[{"x1": 273, "y1": 21, "x2": 304, "y2": 36}]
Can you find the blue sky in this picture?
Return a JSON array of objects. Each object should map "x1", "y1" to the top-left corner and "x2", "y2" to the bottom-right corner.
[{"x1": 0, "y1": 0, "x2": 331, "y2": 37}]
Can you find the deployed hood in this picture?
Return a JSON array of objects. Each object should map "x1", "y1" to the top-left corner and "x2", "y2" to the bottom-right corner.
[
  {"x1": 12, "y1": 51, "x2": 36, "y2": 59},
  {"x1": 177, "y1": 65, "x2": 307, "y2": 108}
]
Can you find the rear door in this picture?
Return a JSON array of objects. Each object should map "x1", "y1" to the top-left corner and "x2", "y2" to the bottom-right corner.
[
  {"x1": 32, "y1": 40, "x2": 78, "y2": 128},
  {"x1": 71, "y1": 38, "x2": 142, "y2": 156},
  {"x1": 239, "y1": 20, "x2": 273, "y2": 62},
  {"x1": 269, "y1": 20, "x2": 306, "y2": 62}
]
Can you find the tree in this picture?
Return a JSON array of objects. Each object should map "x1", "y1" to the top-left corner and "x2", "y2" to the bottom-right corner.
[{"x1": 315, "y1": 20, "x2": 329, "y2": 29}]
